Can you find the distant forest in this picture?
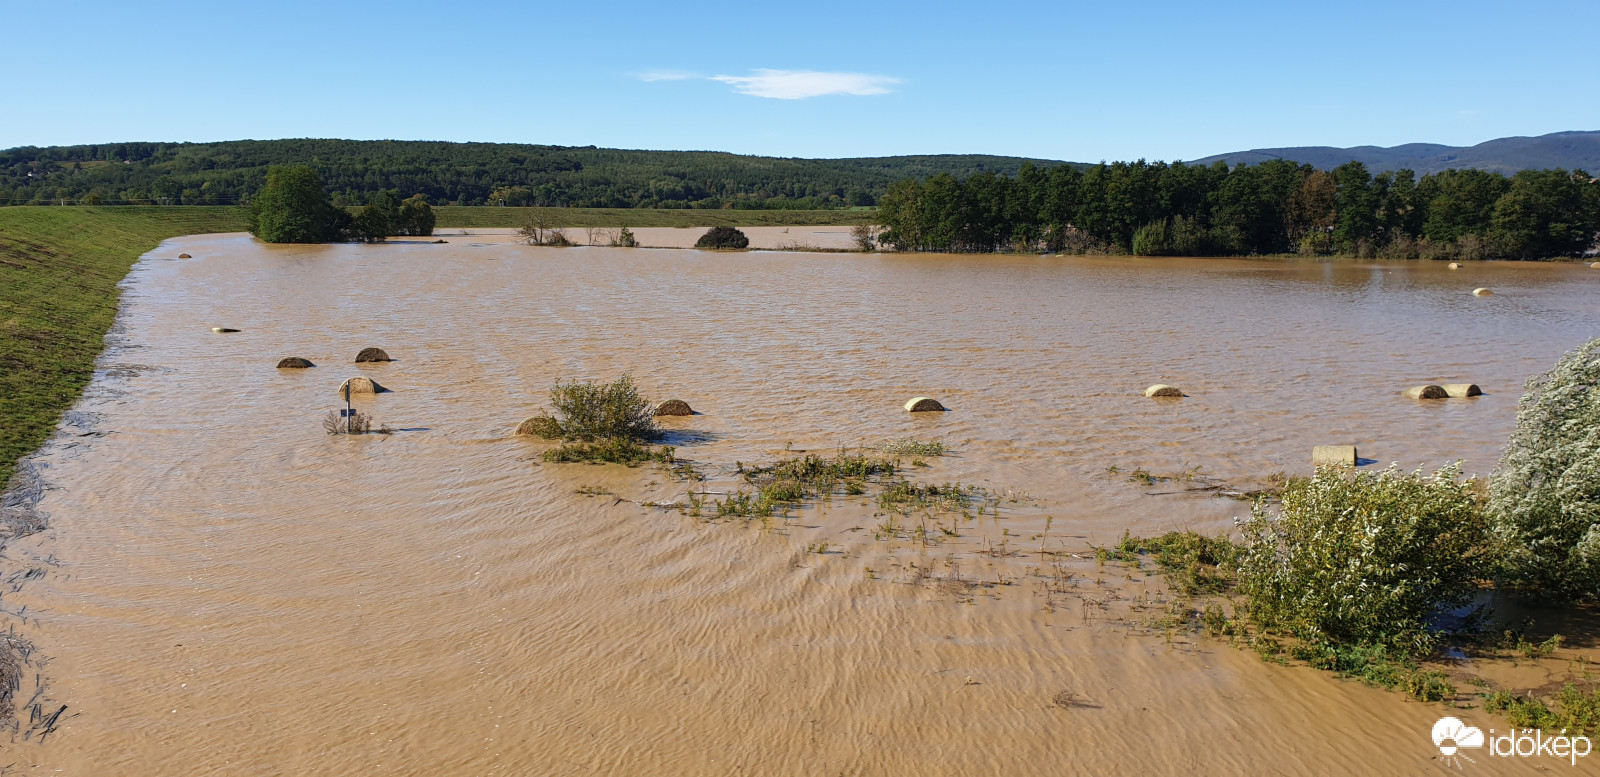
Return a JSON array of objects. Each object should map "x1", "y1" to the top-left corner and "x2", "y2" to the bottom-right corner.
[
  {"x1": 875, "y1": 160, "x2": 1600, "y2": 259},
  {"x1": 0, "y1": 139, "x2": 1062, "y2": 210}
]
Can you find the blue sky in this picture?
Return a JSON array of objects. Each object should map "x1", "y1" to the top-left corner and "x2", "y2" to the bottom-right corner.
[{"x1": 7, "y1": 0, "x2": 1596, "y2": 161}]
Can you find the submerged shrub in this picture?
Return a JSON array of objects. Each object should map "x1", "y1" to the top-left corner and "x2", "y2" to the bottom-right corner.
[
  {"x1": 1490, "y1": 337, "x2": 1600, "y2": 601},
  {"x1": 1237, "y1": 463, "x2": 1491, "y2": 655},
  {"x1": 543, "y1": 438, "x2": 672, "y2": 465},
  {"x1": 546, "y1": 375, "x2": 658, "y2": 443},
  {"x1": 694, "y1": 226, "x2": 749, "y2": 249},
  {"x1": 1485, "y1": 684, "x2": 1600, "y2": 735}
]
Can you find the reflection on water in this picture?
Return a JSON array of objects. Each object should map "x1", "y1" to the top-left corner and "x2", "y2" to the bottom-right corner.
[{"x1": 10, "y1": 233, "x2": 1595, "y2": 775}]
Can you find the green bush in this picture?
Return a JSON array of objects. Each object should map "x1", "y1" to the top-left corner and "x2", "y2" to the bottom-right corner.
[
  {"x1": 249, "y1": 165, "x2": 350, "y2": 243},
  {"x1": 1237, "y1": 463, "x2": 1491, "y2": 655},
  {"x1": 1490, "y1": 337, "x2": 1600, "y2": 601},
  {"x1": 694, "y1": 226, "x2": 749, "y2": 249},
  {"x1": 546, "y1": 375, "x2": 658, "y2": 443}
]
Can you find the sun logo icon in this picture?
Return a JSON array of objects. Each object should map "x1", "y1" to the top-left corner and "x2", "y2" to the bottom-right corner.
[{"x1": 1433, "y1": 717, "x2": 1485, "y2": 769}]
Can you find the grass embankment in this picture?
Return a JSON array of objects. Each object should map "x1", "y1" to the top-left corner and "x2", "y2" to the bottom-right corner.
[
  {"x1": 431, "y1": 206, "x2": 873, "y2": 229},
  {"x1": 0, "y1": 206, "x2": 249, "y2": 485}
]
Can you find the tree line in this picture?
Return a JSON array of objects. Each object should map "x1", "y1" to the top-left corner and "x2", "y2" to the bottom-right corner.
[
  {"x1": 875, "y1": 160, "x2": 1600, "y2": 259},
  {"x1": 251, "y1": 166, "x2": 434, "y2": 243},
  {"x1": 0, "y1": 139, "x2": 1056, "y2": 210}
]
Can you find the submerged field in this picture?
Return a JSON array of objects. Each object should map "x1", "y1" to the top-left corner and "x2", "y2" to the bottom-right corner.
[
  {"x1": 0, "y1": 207, "x2": 869, "y2": 487},
  {"x1": 5, "y1": 232, "x2": 1598, "y2": 773}
]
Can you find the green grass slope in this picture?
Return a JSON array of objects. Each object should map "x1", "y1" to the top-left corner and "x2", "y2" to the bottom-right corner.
[{"x1": 0, "y1": 207, "x2": 248, "y2": 486}]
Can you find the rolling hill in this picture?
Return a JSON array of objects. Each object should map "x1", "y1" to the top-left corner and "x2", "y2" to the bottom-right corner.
[{"x1": 1186, "y1": 130, "x2": 1600, "y2": 175}]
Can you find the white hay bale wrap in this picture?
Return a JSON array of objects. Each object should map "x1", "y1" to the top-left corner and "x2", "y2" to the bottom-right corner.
[
  {"x1": 1441, "y1": 383, "x2": 1482, "y2": 398},
  {"x1": 1312, "y1": 445, "x2": 1358, "y2": 467},
  {"x1": 1404, "y1": 385, "x2": 1449, "y2": 400},
  {"x1": 339, "y1": 376, "x2": 389, "y2": 396}
]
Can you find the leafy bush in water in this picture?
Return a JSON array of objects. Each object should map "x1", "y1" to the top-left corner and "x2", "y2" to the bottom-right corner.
[
  {"x1": 1237, "y1": 463, "x2": 1490, "y2": 656},
  {"x1": 1490, "y1": 337, "x2": 1600, "y2": 601},
  {"x1": 547, "y1": 375, "x2": 658, "y2": 443},
  {"x1": 694, "y1": 226, "x2": 749, "y2": 249}
]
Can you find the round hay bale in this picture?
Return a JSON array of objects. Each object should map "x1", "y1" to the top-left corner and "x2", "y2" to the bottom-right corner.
[
  {"x1": 1404, "y1": 385, "x2": 1449, "y2": 400},
  {"x1": 1591, "y1": 262, "x2": 1600, "y2": 269},
  {"x1": 211, "y1": 326, "x2": 240, "y2": 333},
  {"x1": 654, "y1": 399, "x2": 694, "y2": 416},
  {"x1": 904, "y1": 397, "x2": 946, "y2": 413},
  {"x1": 1448, "y1": 262, "x2": 1460, "y2": 269},
  {"x1": 178, "y1": 253, "x2": 192, "y2": 259},
  {"x1": 515, "y1": 415, "x2": 563, "y2": 438},
  {"x1": 1472, "y1": 288, "x2": 1494, "y2": 297},
  {"x1": 355, "y1": 347, "x2": 391, "y2": 363},
  {"x1": 1144, "y1": 384, "x2": 1184, "y2": 398},
  {"x1": 276, "y1": 357, "x2": 314, "y2": 369},
  {"x1": 1442, "y1": 383, "x2": 1483, "y2": 398},
  {"x1": 339, "y1": 376, "x2": 389, "y2": 396}
]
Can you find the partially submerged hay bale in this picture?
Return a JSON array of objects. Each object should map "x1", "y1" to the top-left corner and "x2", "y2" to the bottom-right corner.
[
  {"x1": 653, "y1": 399, "x2": 694, "y2": 416},
  {"x1": 904, "y1": 397, "x2": 946, "y2": 412},
  {"x1": 276, "y1": 357, "x2": 315, "y2": 369},
  {"x1": 1473, "y1": 288, "x2": 1494, "y2": 297},
  {"x1": 1592, "y1": 262, "x2": 1600, "y2": 269},
  {"x1": 1448, "y1": 262, "x2": 1460, "y2": 269},
  {"x1": 178, "y1": 253, "x2": 192, "y2": 259},
  {"x1": 211, "y1": 326, "x2": 240, "y2": 333},
  {"x1": 1144, "y1": 384, "x2": 1184, "y2": 398},
  {"x1": 339, "y1": 376, "x2": 389, "y2": 396},
  {"x1": 515, "y1": 415, "x2": 562, "y2": 438},
  {"x1": 1312, "y1": 445, "x2": 1358, "y2": 467},
  {"x1": 1404, "y1": 385, "x2": 1449, "y2": 400},
  {"x1": 1442, "y1": 383, "x2": 1483, "y2": 398},
  {"x1": 355, "y1": 347, "x2": 391, "y2": 363}
]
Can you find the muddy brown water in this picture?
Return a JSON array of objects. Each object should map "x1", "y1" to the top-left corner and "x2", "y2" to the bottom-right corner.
[{"x1": 9, "y1": 232, "x2": 1598, "y2": 775}]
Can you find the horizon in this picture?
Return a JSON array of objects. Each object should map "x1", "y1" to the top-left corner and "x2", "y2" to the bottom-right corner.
[
  {"x1": 9, "y1": 0, "x2": 1598, "y2": 160},
  {"x1": 6, "y1": 128, "x2": 1597, "y2": 165}
]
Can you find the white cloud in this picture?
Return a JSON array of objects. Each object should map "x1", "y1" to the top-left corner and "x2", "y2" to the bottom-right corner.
[
  {"x1": 708, "y1": 69, "x2": 899, "y2": 100},
  {"x1": 635, "y1": 70, "x2": 698, "y2": 82}
]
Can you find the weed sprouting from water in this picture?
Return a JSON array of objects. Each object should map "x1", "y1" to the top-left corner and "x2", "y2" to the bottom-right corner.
[
  {"x1": 879, "y1": 437, "x2": 947, "y2": 457},
  {"x1": 324, "y1": 409, "x2": 391, "y2": 435},
  {"x1": 877, "y1": 481, "x2": 977, "y2": 513},
  {"x1": 714, "y1": 451, "x2": 900, "y2": 519}
]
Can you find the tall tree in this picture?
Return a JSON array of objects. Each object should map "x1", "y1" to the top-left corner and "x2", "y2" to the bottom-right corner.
[{"x1": 249, "y1": 165, "x2": 349, "y2": 243}]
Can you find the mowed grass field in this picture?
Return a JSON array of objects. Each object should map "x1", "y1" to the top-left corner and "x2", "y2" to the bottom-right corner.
[{"x1": 0, "y1": 205, "x2": 874, "y2": 486}]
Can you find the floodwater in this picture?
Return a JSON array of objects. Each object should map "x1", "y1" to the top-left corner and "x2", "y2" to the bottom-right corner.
[{"x1": 9, "y1": 233, "x2": 1599, "y2": 775}]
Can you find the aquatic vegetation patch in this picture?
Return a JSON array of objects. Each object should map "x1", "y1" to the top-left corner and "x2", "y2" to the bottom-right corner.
[
  {"x1": 878, "y1": 437, "x2": 947, "y2": 456},
  {"x1": 714, "y1": 451, "x2": 900, "y2": 518},
  {"x1": 1485, "y1": 684, "x2": 1600, "y2": 736}
]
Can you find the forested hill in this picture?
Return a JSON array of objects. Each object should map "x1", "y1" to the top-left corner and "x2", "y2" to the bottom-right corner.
[
  {"x1": 0, "y1": 139, "x2": 1068, "y2": 209},
  {"x1": 1188, "y1": 130, "x2": 1600, "y2": 176}
]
